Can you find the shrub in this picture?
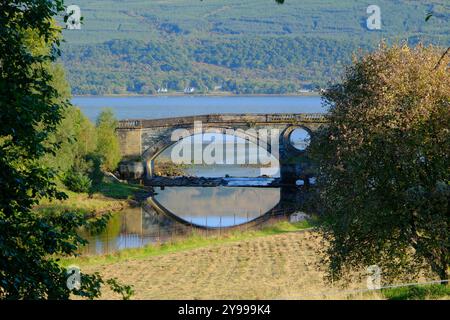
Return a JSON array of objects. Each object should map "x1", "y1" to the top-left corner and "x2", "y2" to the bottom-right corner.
[{"x1": 63, "y1": 170, "x2": 92, "y2": 193}]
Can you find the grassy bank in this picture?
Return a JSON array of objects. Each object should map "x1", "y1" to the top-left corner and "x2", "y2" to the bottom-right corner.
[
  {"x1": 61, "y1": 220, "x2": 312, "y2": 267},
  {"x1": 36, "y1": 181, "x2": 146, "y2": 214}
]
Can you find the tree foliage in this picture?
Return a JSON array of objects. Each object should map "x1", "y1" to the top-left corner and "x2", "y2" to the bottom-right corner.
[
  {"x1": 42, "y1": 106, "x2": 97, "y2": 173},
  {"x1": 63, "y1": 36, "x2": 357, "y2": 95},
  {"x1": 310, "y1": 44, "x2": 450, "y2": 284},
  {"x1": 95, "y1": 109, "x2": 121, "y2": 172},
  {"x1": 0, "y1": 1, "x2": 128, "y2": 299},
  {"x1": 44, "y1": 105, "x2": 122, "y2": 192}
]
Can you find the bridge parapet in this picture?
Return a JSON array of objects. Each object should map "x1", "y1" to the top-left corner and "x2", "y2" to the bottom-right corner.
[
  {"x1": 118, "y1": 113, "x2": 327, "y2": 129},
  {"x1": 266, "y1": 113, "x2": 326, "y2": 123},
  {"x1": 119, "y1": 119, "x2": 143, "y2": 129}
]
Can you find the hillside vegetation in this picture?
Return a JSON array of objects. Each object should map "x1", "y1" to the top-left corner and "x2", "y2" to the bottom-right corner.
[{"x1": 60, "y1": 0, "x2": 450, "y2": 95}]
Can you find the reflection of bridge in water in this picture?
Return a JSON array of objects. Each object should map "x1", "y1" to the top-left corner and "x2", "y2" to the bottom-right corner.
[
  {"x1": 79, "y1": 205, "x2": 295, "y2": 256},
  {"x1": 117, "y1": 113, "x2": 327, "y2": 184},
  {"x1": 149, "y1": 186, "x2": 282, "y2": 228}
]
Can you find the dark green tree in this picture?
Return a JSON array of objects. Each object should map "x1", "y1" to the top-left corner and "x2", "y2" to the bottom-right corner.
[
  {"x1": 0, "y1": 1, "x2": 131, "y2": 299},
  {"x1": 310, "y1": 44, "x2": 449, "y2": 285}
]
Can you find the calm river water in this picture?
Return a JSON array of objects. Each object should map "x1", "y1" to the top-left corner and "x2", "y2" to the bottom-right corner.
[
  {"x1": 73, "y1": 95, "x2": 325, "y2": 121},
  {"x1": 80, "y1": 187, "x2": 283, "y2": 255}
]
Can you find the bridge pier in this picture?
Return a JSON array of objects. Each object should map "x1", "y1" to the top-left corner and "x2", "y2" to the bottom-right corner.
[{"x1": 278, "y1": 125, "x2": 316, "y2": 185}]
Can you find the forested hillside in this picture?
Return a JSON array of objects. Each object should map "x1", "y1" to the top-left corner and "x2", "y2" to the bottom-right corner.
[{"x1": 60, "y1": 0, "x2": 450, "y2": 95}]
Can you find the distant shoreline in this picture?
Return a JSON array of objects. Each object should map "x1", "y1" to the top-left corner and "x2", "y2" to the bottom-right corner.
[{"x1": 72, "y1": 92, "x2": 322, "y2": 98}]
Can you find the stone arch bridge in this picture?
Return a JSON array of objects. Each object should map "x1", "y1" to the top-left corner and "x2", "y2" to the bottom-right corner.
[{"x1": 116, "y1": 113, "x2": 327, "y2": 184}]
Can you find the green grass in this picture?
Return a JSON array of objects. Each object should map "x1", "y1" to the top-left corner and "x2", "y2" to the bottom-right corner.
[
  {"x1": 60, "y1": 220, "x2": 312, "y2": 267},
  {"x1": 94, "y1": 181, "x2": 145, "y2": 200},
  {"x1": 36, "y1": 181, "x2": 146, "y2": 214},
  {"x1": 381, "y1": 284, "x2": 450, "y2": 300}
]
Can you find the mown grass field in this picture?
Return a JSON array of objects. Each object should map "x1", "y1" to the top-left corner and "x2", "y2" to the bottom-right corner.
[
  {"x1": 74, "y1": 225, "x2": 387, "y2": 300},
  {"x1": 73, "y1": 221, "x2": 450, "y2": 300}
]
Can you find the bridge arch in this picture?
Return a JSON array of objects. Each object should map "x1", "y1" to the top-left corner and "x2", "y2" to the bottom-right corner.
[
  {"x1": 282, "y1": 125, "x2": 313, "y2": 154},
  {"x1": 142, "y1": 126, "x2": 276, "y2": 178}
]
